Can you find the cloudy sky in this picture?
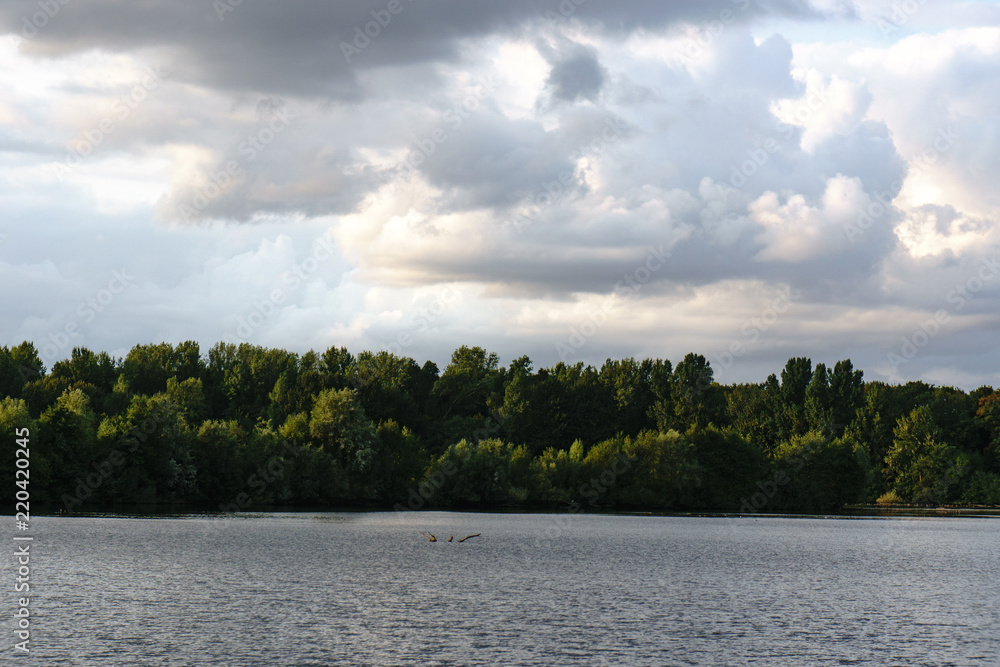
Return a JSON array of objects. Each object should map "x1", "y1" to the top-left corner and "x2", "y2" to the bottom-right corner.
[{"x1": 1, "y1": 0, "x2": 999, "y2": 388}]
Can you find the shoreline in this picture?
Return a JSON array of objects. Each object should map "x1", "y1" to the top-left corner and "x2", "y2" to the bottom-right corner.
[{"x1": 10, "y1": 503, "x2": 1000, "y2": 520}]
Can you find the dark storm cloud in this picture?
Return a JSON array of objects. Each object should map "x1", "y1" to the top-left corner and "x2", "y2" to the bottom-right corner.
[
  {"x1": 1, "y1": 0, "x2": 848, "y2": 98},
  {"x1": 544, "y1": 46, "x2": 605, "y2": 102},
  {"x1": 391, "y1": 228, "x2": 896, "y2": 299},
  {"x1": 414, "y1": 107, "x2": 629, "y2": 212}
]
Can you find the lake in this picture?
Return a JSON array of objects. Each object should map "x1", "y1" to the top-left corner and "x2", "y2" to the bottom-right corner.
[{"x1": 4, "y1": 512, "x2": 999, "y2": 666}]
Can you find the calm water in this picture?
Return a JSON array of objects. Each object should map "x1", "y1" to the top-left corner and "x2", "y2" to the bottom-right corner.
[{"x1": 3, "y1": 512, "x2": 999, "y2": 666}]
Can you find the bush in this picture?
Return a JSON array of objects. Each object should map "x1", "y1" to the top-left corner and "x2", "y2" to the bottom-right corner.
[
  {"x1": 959, "y1": 471, "x2": 1000, "y2": 505},
  {"x1": 876, "y1": 490, "x2": 903, "y2": 505}
]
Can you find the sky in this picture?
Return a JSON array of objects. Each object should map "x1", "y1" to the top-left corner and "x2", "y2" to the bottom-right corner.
[{"x1": 1, "y1": 0, "x2": 999, "y2": 388}]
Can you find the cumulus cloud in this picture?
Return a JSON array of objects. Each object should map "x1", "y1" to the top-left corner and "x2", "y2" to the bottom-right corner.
[
  {"x1": 542, "y1": 43, "x2": 606, "y2": 103},
  {"x1": 1, "y1": 0, "x2": 998, "y2": 388}
]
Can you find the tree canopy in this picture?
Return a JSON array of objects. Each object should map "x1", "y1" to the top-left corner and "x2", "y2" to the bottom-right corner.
[{"x1": 2, "y1": 341, "x2": 997, "y2": 512}]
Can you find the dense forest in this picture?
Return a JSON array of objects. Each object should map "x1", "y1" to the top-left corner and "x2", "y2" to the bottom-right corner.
[{"x1": 2, "y1": 341, "x2": 999, "y2": 513}]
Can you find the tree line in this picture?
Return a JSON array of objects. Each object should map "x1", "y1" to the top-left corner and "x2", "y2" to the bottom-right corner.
[{"x1": 1, "y1": 341, "x2": 998, "y2": 512}]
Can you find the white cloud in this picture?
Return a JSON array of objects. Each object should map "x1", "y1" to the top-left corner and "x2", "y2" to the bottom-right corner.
[
  {"x1": 1, "y1": 1, "x2": 998, "y2": 387},
  {"x1": 751, "y1": 174, "x2": 868, "y2": 261}
]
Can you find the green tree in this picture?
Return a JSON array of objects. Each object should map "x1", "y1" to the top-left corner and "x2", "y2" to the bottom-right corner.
[
  {"x1": 354, "y1": 351, "x2": 424, "y2": 429},
  {"x1": 805, "y1": 363, "x2": 833, "y2": 433},
  {"x1": 647, "y1": 358, "x2": 674, "y2": 432},
  {"x1": 927, "y1": 387, "x2": 989, "y2": 456},
  {"x1": 21, "y1": 375, "x2": 75, "y2": 417},
  {"x1": 206, "y1": 343, "x2": 296, "y2": 424},
  {"x1": 172, "y1": 340, "x2": 206, "y2": 382},
  {"x1": 309, "y1": 388, "x2": 376, "y2": 473},
  {"x1": 96, "y1": 393, "x2": 195, "y2": 505},
  {"x1": 431, "y1": 346, "x2": 502, "y2": 419},
  {"x1": 192, "y1": 420, "x2": 247, "y2": 504},
  {"x1": 37, "y1": 389, "x2": 98, "y2": 504},
  {"x1": 829, "y1": 359, "x2": 864, "y2": 434},
  {"x1": 670, "y1": 353, "x2": 722, "y2": 430},
  {"x1": 681, "y1": 427, "x2": 767, "y2": 510},
  {"x1": 499, "y1": 355, "x2": 541, "y2": 450},
  {"x1": 533, "y1": 362, "x2": 615, "y2": 449},
  {"x1": 843, "y1": 382, "x2": 896, "y2": 498},
  {"x1": 725, "y1": 381, "x2": 782, "y2": 454},
  {"x1": 777, "y1": 357, "x2": 812, "y2": 439},
  {"x1": 166, "y1": 377, "x2": 209, "y2": 425},
  {"x1": 0, "y1": 342, "x2": 44, "y2": 399},
  {"x1": 1, "y1": 398, "x2": 35, "y2": 504},
  {"x1": 268, "y1": 350, "x2": 328, "y2": 425},
  {"x1": 619, "y1": 430, "x2": 701, "y2": 509},
  {"x1": 599, "y1": 357, "x2": 656, "y2": 435},
  {"x1": 320, "y1": 346, "x2": 358, "y2": 389},
  {"x1": 102, "y1": 374, "x2": 132, "y2": 417},
  {"x1": 10, "y1": 338, "x2": 1000, "y2": 512},
  {"x1": 279, "y1": 411, "x2": 311, "y2": 445},
  {"x1": 976, "y1": 390, "x2": 1000, "y2": 463},
  {"x1": 780, "y1": 357, "x2": 812, "y2": 406},
  {"x1": 431, "y1": 438, "x2": 530, "y2": 507},
  {"x1": 50, "y1": 348, "x2": 118, "y2": 400},
  {"x1": 959, "y1": 470, "x2": 1000, "y2": 505},
  {"x1": 885, "y1": 406, "x2": 958, "y2": 503},
  {"x1": 529, "y1": 442, "x2": 586, "y2": 505},
  {"x1": 770, "y1": 432, "x2": 868, "y2": 512},
  {"x1": 122, "y1": 343, "x2": 175, "y2": 397},
  {"x1": 368, "y1": 420, "x2": 427, "y2": 502}
]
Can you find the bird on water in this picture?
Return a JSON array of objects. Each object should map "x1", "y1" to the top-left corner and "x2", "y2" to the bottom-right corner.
[{"x1": 419, "y1": 532, "x2": 480, "y2": 543}]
